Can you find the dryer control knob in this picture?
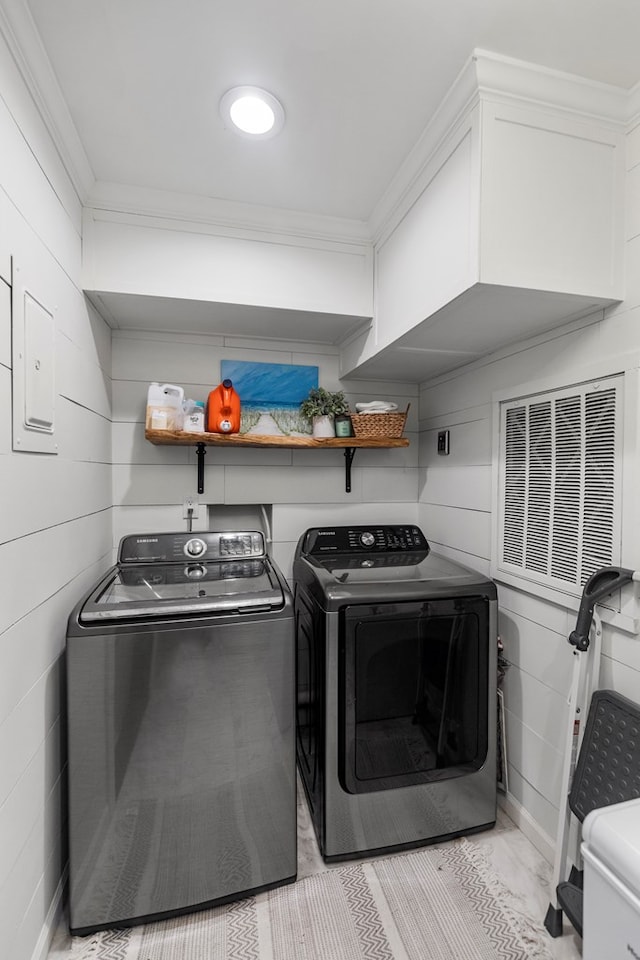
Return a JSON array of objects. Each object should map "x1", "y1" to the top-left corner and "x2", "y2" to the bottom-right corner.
[
  {"x1": 360, "y1": 531, "x2": 375, "y2": 548},
  {"x1": 185, "y1": 538, "x2": 206, "y2": 557}
]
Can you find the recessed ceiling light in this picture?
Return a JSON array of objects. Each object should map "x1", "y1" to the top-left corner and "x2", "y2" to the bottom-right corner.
[{"x1": 219, "y1": 86, "x2": 285, "y2": 139}]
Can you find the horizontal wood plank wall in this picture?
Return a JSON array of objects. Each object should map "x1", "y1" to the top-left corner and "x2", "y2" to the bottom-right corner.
[
  {"x1": 417, "y1": 119, "x2": 640, "y2": 852},
  {"x1": 111, "y1": 330, "x2": 419, "y2": 580},
  {"x1": 0, "y1": 36, "x2": 113, "y2": 960}
]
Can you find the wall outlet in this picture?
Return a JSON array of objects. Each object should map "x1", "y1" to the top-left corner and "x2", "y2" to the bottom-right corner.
[
  {"x1": 437, "y1": 429, "x2": 450, "y2": 455},
  {"x1": 183, "y1": 498, "x2": 199, "y2": 519}
]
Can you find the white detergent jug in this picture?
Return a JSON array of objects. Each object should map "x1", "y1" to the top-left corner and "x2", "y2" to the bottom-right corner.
[{"x1": 146, "y1": 383, "x2": 185, "y2": 431}]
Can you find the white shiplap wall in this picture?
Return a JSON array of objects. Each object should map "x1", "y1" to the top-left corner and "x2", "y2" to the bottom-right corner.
[
  {"x1": 111, "y1": 330, "x2": 419, "y2": 579},
  {"x1": 418, "y1": 117, "x2": 640, "y2": 857},
  {"x1": 0, "y1": 35, "x2": 112, "y2": 960}
]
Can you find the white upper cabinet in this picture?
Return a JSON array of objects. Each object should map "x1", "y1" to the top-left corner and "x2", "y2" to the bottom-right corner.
[
  {"x1": 81, "y1": 189, "x2": 373, "y2": 344},
  {"x1": 341, "y1": 51, "x2": 626, "y2": 382}
]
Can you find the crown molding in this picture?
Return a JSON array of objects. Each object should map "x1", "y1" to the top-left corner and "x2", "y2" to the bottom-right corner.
[
  {"x1": 86, "y1": 181, "x2": 372, "y2": 249},
  {"x1": 1, "y1": 6, "x2": 638, "y2": 250},
  {"x1": 0, "y1": 0, "x2": 94, "y2": 200}
]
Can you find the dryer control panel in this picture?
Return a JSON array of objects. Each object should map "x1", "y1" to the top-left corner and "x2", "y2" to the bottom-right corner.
[{"x1": 302, "y1": 525, "x2": 428, "y2": 555}]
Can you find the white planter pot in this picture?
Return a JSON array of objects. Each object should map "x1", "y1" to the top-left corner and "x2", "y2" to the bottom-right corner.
[{"x1": 312, "y1": 414, "x2": 335, "y2": 438}]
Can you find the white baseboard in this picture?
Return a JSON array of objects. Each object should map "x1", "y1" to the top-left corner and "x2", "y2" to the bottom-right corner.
[
  {"x1": 31, "y1": 867, "x2": 67, "y2": 960},
  {"x1": 498, "y1": 791, "x2": 556, "y2": 866}
]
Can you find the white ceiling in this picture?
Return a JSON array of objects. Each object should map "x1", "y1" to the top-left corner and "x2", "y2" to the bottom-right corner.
[{"x1": 21, "y1": 0, "x2": 640, "y2": 223}]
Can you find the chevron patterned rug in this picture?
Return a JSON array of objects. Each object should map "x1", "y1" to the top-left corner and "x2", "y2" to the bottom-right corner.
[{"x1": 65, "y1": 837, "x2": 554, "y2": 960}]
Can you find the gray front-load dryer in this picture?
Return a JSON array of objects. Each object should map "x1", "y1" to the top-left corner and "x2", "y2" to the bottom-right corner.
[
  {"x1": 294, "y1": 524, "x2": 498, "y2": 861},
  {"x1": 66, "y1": 530, "x2": 296, "y2": 935}
]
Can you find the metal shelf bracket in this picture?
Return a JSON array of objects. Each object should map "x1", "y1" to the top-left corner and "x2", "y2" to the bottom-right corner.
[
  {"x1": 196, "y1": 442, "x2": 206, "y2": 494},
  {"x1": 344, "y1": 447, "x2": 356, "y2": 493}
]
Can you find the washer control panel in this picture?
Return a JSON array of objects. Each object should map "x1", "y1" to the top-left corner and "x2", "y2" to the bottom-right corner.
[
  {"x1": 303, "y1": 525, "x2": 428, "y2": 555},
  {"x1": 119, "y1": 530, "x2": 267, "y2": 563}
]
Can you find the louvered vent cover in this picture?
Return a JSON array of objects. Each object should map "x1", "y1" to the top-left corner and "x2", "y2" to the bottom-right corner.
[{"x1": 499, "y1": 377, "x2": 622, "y2": 592}]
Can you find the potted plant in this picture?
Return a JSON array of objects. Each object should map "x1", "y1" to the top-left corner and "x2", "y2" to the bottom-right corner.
[{"x1": 300, "y1": 387, "x2": 349, "y2": 438}]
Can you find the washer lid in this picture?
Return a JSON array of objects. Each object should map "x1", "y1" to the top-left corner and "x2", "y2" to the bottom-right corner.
[
  {"x1": 313, "y1": 550, "x2": 490, "y2": 587},
  {"x1": 79, "y1": 557, "x2": 284, "y2": 622},
  {"x1": 295, "y1": 547, "x2": 497, "y2": 608}
]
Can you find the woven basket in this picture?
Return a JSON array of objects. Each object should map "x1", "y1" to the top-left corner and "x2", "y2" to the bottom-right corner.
[{"x1": 350, "y1": 404, "x2": 409, "y2": 439}]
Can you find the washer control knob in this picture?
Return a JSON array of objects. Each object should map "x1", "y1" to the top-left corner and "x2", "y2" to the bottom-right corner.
[
  {"x1": 185, "y1": 563, "x2": 206, "y2": 579},
  {"x1": 184, "y1": 538, "x2": 206, "y2": 557},
  {"x1": 360, "y1": 531, "x2": 375, "y2": 548}
]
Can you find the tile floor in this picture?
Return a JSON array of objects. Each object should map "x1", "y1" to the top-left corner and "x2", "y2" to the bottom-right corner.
[{"x1": 48, "y1": 791, "x2": 582, "y2": 959}]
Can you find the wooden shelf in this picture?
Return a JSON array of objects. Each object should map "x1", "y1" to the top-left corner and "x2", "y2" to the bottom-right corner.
[
  {"x1": 145, "y1": 429, "x2": 409, "y2": 449},
  {"x1": 145, "y1": 429, "x2": 410, "y2": 493}
]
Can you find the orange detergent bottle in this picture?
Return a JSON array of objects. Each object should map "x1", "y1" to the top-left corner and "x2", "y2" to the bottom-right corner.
[{"x1": 206, "y1": 378, "x2": 241, "y2": 434}]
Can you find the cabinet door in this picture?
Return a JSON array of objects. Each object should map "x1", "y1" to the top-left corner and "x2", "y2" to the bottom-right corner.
[{"x1": 479, "y1": 101, "x2": 624, "y2": 298}]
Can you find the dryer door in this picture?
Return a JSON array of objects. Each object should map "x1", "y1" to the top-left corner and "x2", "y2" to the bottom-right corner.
[{"x1": 339, "y1": 596, "x2": 490, "y2": 794}]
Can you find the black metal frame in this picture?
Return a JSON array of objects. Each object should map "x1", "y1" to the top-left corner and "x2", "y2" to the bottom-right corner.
[{"x1": 195, "y1": 441, "x2": 358, "y2": 495}]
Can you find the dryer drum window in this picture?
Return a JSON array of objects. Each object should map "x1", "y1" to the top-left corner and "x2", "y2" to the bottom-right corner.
[{"x1": 339, "y1": 597, "x2": 489, "y2": 794}]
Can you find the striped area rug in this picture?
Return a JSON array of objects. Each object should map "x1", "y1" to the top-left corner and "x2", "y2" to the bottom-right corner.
[{"x1": 66, "y1": 838, "x2": 554, "y2": 960}]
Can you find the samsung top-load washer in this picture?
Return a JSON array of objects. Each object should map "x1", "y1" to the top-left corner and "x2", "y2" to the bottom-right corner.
[
  {"x1": 294, "y1": 524, "x2": 498, "y2": 861},
  {"x1": 66, "y1": 530, "x2": 296, "y2": 935}
]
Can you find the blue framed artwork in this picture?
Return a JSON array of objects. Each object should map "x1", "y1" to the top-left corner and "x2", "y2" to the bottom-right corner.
[{"x1": 220, "y1": 359, "x2": 318, "y2": 436}]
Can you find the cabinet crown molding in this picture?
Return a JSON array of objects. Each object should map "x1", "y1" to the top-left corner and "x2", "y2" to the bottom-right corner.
[{"x1": 472, "y1": 48, "x2": 629, "y2": 123}]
